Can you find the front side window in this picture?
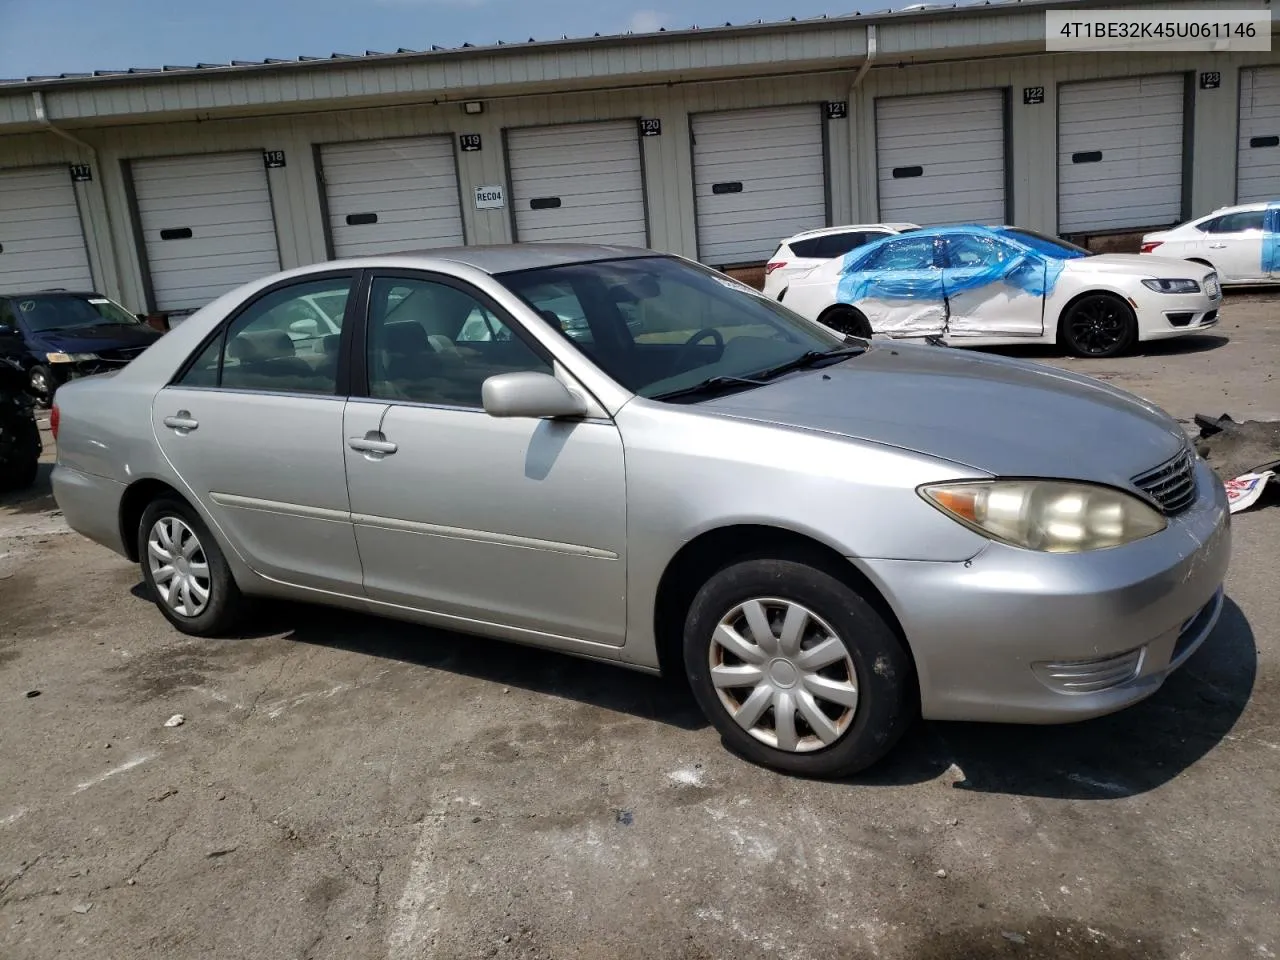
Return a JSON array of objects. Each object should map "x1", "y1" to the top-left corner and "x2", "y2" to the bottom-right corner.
[
  {"x1": 998, "y1": 228, "x2": 1090, "y2": 260},
  {"x1": 860, "y1": 236, "x2": 938, "y2": 272},
  {"x1": 175, "y1": 276, "x2": 352, "y2": 394},
  {"x1": 943, "y1": 233, "x2": 1018, "y2": 269},
  {"x1": 497, "y1": 255, "x2": 845, "y2": 399},
  {"x1": 366, "y1": 276, "x2": 552, "y2": 408}
]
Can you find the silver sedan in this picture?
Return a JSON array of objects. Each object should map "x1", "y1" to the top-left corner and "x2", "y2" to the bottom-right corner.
[{"x1": 50, "y1": 244, "x2": 1231, "y2": 778}]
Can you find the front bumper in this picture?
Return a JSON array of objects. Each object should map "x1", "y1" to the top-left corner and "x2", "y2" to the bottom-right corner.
[
  {"x1": 859, "y1": 458, "x2": 1231, "y2": 723},
  {"x1": 1132, "y1": 286, "x2": 1222, "y2": 340}
]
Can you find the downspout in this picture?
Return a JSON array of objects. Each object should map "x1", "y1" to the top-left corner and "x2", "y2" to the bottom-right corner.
[
  {"x1": 849, "y1": 25, "x2": 877, "y2": 223},
  {"x1": 32, "y1": 90, "x2": 128, "y2": 306}
]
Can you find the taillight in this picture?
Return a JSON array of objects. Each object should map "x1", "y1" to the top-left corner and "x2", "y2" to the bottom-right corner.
[
  {"x1": 50, "y1": 403, "x2": 59, "y2": 440},
  {"x1": 765, "y1": 261, "x2": 787, "y2": 275},
  {"x1": 1140, "y1": 241, "x2": 1163, "y2": 254}
]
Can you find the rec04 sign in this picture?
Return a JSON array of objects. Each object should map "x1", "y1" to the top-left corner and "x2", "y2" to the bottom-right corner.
[{"x1": 474, "y1": 184, "x2": 506, "y2": 209}]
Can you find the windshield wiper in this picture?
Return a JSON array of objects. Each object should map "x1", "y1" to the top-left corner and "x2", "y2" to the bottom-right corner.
[
  {"x1": 752, "y1": 344, "x2": 866, "y2": 382},
  {"x1": 650, "y1": 375, "x2": 766, "y2": 402}
]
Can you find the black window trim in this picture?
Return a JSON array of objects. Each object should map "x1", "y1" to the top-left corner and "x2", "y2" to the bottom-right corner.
[
  {"x1": 168, "y1": 267, "x2": 366, "y2": 399},
  {"x1": 350, "y1": 268, "x2": 558, "y2": 409}
]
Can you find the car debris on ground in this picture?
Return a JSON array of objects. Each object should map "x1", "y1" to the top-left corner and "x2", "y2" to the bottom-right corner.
[{"x1": 1194, "y1": 413, "x2": 1280, "y2": 513}]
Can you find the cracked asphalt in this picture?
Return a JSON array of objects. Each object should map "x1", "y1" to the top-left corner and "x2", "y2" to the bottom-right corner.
[{"x1": 1, "y1": 294, "x2": 1278, "y2": 960}]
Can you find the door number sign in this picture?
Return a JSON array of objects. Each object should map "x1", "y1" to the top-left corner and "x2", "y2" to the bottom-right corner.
[
  {"x1": 640, "y1": 118, "x2": 662, "y2": 136},
  {"x1": 460, "y1": 134, "x2": 483, "y2": 152},
  {"x1": 475, "y1": 184, "x2": 506, "y2": 210},
  {"x1": 263, "y1": 150, "x2": 286, "y2": 169},
  {"x1": 69, "y1": 164, "x2": 93, "y2": 182},
  {"x1": 1023, "y1": 86, "x2": 1045, "y2": 105},
  {"x1": 1200, "y1": 72, "x2": 1222, "y2": 90}
]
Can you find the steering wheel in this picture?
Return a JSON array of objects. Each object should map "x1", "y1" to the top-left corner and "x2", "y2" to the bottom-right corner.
[{"x1": 670, "y1": 327, "x2": 725, "y2": 371}]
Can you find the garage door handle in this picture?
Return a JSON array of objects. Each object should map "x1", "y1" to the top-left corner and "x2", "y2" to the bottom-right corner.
[
  {"x1": 163, "y1": 414, "x2": 199, "y2": 432},
  {"x1": 348, "y1": 436, "x2": 398, "y2": 455}
]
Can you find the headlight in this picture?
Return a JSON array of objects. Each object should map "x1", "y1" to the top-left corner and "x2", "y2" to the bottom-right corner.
[
  {"x1": 1141, "y1": 278, "x2": 1200, "y2": 294},
  {"x1": 46, "y1": 352, "x2": 98, "y2": 363},
  {"x1": 919, "y1": 480, "x2": 1167, "y2": 553}
]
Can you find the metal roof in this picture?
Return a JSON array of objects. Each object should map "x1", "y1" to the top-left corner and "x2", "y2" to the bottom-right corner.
[{"x1": 0, "y1": 0, "x2": 1126, "y2": 88}]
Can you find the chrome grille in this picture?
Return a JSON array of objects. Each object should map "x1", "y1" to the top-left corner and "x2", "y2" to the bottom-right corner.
[{"x1": 1132, "y1": 447, "x2": 1197, "y2": 516}]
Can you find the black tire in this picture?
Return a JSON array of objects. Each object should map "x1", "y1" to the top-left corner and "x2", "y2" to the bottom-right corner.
[
  {"x1": 683, "y1": 558, "x2": 916, "y2": 778},
  {"x1": 1058, "y1": 293, "x2": 1138, "y2": 358},
  {"x1": 819, "y1": 306, "x2": 873, "y2": 340},
  {"x1": 0, "y1": 455, "x2": 39, "y2": 492},
  {"x1": 137, "y1": 496, "x2": 246, "y2": 637},
  {"x1": 27, "y1": 365, "x2": 54, "y2": 408}
]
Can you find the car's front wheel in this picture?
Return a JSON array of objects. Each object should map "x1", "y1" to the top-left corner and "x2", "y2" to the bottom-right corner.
[
  {"x1": 28, "y1": 365, "x2": 54, "y2": 407},
  {"x1": 138, "y1": 496, "x2": 246, "y2": 637},
  {"x1": 683, "y1": 557, "x2": 915, "y2": 778},
  {"x1": 1058, "y1": 293, "x2": 1138, "y2": 358}
]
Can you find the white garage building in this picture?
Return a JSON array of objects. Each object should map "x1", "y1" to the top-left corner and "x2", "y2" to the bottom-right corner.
[{"x1": 0, "y1": 0, "x2": 1277, "y2": 317}]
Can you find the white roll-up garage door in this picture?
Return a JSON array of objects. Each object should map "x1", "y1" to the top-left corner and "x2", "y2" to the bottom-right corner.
[
  {"x1": 1058, "y1": 75, "x2": 1186, "y2": 234},
  {"x1": 692, "y1": 105, "x2": 826, "y2": 267},
  {"x1": 131, "y1": 152, "x2": 281, "y2": 314},
  {"x1": 1237, "y1": 67, "x2": 1280, "y2": 203},
  {"x1": 876, "y1": 90, "x2": 1006, "y2": 226},
  {"x1": 0, "y1": 166, "x2": 93, "y2": 292},
  {"x1": 320, "y1": 136, "x2": 465, "y2": 258},
  {"x1": 506, "y1": 121, "x2": 647, "y2": 246}
]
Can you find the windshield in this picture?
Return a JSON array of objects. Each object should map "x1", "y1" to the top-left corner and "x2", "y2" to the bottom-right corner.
[
  {"x1": 999, "y1": 227, "x2": 1091, "y2": 260},
  {"x1": 14, "y1": 294, "x2": 142, "y2": 332},
  {"x1": 496, "y1": 256, "x2": 847, "y2": 399}
]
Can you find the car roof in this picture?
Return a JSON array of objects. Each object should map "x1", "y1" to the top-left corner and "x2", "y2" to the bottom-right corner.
[
  {"x1": 781, "y1": 223, "x2": 918, "y2": 244},
  {"x1": 328, "y1": 243, "x2": 660, "y2": 275}
]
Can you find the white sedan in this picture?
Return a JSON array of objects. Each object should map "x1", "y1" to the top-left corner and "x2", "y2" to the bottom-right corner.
[
  {"x1": 762, "y1": 222, "x2": 918, "y2": 299},
  {"x1": 1141, "y1": 201, "x2": 1280, "y2": 285},
  {"x1": 779, "y1": 225, "x2": 1223, "y2": 358}
]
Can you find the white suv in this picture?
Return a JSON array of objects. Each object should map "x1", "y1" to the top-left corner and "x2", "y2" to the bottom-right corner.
[
  {"x1": 763, "y1": 223, "x2": 920, "y2": 299},
  {"x1": 1141, "y1": 202, "x2": 1279, "y2": 285}
]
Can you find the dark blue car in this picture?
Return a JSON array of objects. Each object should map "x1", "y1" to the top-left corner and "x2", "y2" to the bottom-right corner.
[{"x1": 0, "y1": 290, "x2": 162, "y2": 405}]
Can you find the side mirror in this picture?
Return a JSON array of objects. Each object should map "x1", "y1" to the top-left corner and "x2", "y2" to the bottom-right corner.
[
  {"x1": 136, "y1": 313, "x2": 146, "y2": 322},
  {"x1": 289, "y1": 317, "x2": 319, "y2": 337},
  {"x1": 481, "y1": 371, "x2": 587, "y2": 419}
]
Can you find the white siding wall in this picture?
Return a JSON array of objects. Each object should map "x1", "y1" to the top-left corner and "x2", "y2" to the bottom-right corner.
[{"x1": 0, "y1": 166, "x2": 94, "y2": 291}]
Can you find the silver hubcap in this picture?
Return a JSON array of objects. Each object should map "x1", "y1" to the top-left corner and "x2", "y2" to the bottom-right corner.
[
  {"x1": 709, "y1": 598, "x2": 859, "y2": 753},
  {"x1": 147, "y1": 516, "x2": 211, "y2": 618}
]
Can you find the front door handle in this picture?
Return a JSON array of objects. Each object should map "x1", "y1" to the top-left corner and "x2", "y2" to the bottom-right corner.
[
  {"x1": 163, "y1": 411, "x2": 199, "y2": 432},
  {"x1": 348, "y1": 432, "x2": 398, "y2": 456},
  {"x1": 1208, "y1": 243, "x2": 1228, "y2": 248}
]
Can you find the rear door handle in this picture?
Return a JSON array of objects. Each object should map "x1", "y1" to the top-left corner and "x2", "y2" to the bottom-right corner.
[
  {"x1": 163, "y1": 412, "x2": 199, "y2": 432},
  {"x1": 348, "y1": 433, "x2": 398, "y2": 455},
  {"x1": 1208, "y1": 243, "x2": 1228, "y2": 248}
]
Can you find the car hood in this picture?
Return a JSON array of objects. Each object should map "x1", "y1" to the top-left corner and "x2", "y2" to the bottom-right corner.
[
  {"x1": 34, "y1": 323, "x2": 161, "y2": 353},
  {"x1": 696, "y1": 342, "x2": 1187, "y2": 484},
  {"x1": 1067, "y1": 253, "x2": 1210, "y2": 278}
]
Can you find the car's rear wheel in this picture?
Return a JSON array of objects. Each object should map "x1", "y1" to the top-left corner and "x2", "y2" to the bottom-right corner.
[
  {"x1": 1058, "y1": 293, "x2": 1138, "y2": 358},
  {"x1": 138, "y1": 496, "x2": 245, "y2": 637},
  {"x1": 818, "y1": 306, "x2": 873, "y2": 339},
  {"x1": 683, "y1": 558, "x2": 915, "y2": 778}
]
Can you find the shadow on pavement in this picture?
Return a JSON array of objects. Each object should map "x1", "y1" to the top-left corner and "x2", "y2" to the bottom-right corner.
[
  {"x1": 260, "y1": 600, "x2": 710, "y2": 732},
  {"x1": 130, "y1": 586, "x2": 1255, "y2": 790},
  {"x1": 860, "y1": 596, "x2": 1256, "y2": 798},
  {"x1": 989, "y1": 333, "x2": 1229, "y2": 362},
  {"x1": 0, "y1": 462, "x2": 54, "y2": 511}
]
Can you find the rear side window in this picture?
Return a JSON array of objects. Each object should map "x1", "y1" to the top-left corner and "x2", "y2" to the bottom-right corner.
[
  {"x1": 1199, "y1": 211, "x2": 1265, "y2": 233},
  {"x1": 788, "y1": 237, "x2": 825, "y2": 258},
  {"x1": 176, "y1": 276, "x2": 353, "y2": 394},
  {"x1": 816, "y1": 232, "x2": 876, "y2": 258}
]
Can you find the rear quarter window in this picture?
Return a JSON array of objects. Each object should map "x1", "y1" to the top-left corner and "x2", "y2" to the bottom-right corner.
[{"x1": 788, "y1": 238, "x2": 825, "y2": 258}]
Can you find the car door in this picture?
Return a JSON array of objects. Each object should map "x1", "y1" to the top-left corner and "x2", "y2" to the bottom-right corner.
[
  {"x1": 1197, "y1": 210, "x2": 1267, "y2": 282},
  {"x1": 940, "y1": 232, "x2": 1046, "y2": 337},
  {"x1": 151, "y1": 271, "x2": 363, "y2": 594},
  {"x1": 0, "y1": 299, "x2": 25, "y2": 363},
  {"x1": 841, "y1": 234, "x2": 946, "y2": 337},
  {"x1": 342, "y1": 272, "x2": 629, "y2": 646}
]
